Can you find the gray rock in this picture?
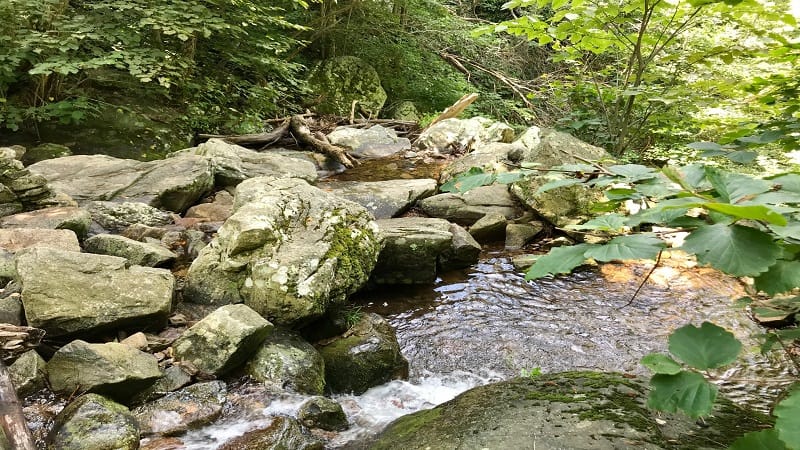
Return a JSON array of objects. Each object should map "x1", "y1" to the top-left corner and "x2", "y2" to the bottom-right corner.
[
  {"x1": 29, "y1": 154, "x2": 215, "y2": 212},
  {"x1": 505, "y1": 222, "x2": 544, "y2": 249},
  {"x1": 439, "y1": 223, "x2": 482, "y2": 272},
  {"x1": 307, "y1": 56, "x2": 387, "y2": 117},
  {"x1": 47, "y1": 394, "x2": 140, "y2": 450},
  {"x1": 0, "y1": 145, "x2": 25, "y2": 160},
  {"x1": 316, "y1": 313, "x2": 408, "y2": 395},
  {"x1": 0, "y1": 155, "x2": 71, "y2": 214},
  {"x1": 372, "y1": 217, "x2": 453, "y2": 285},
  {"x1": 185, "y1": 177, "x2": 382, "y2": 327},
  {"x1": 172, "y1": 139, "x2": 318, "y2": 187},
  {"x1": 48, "y1": 340, "x2": 162, "y2": 401},
  {"x1": 87, "y1": 201, "x2": 174, "y2": 233},
  {"x1": 321, "y1": 178, "x2": 436, "y2": 219},
  {"x1": 469, "y1": 212, "x2": 508, "y2": 243},
  {"x1": 218, "y1": 416, "x2": 324, "y2": 450},
  {"x1": 172, "y1": 304, "x2": 273, "y2": 376},
  {"x1": 245, "y1": 329, "x2": 326, "y2": 395},
  {"x1": 511, "y1": 253, "x2": 539, "y2": 271},
  {"x1": 84, "y1": 234, "x2": 177, "y2": 267},
  {"x1": 438, "y1": 141, "x2": 524, "y2": 184},
  {"x1": 133, "y1": 365, "x2": 193, "y2": 404},
  {"x1": 326, "y1": 125, "x2": 411, "y2": 159},
  {"x1": 372, "y1": 371, "x2": 771, "y2": 450},
  {"x1": 0, "y1": 295, "x2": 23, "y2": 325},
  {"x1": 415, "y1": 117, "x2": 515, "y2": 155},
  {"x1": 133, "y1": 380, "x2": 227, "y2": 436},
  {"x1": 8, "y1": 350, "x2": 47, "y2": 397},
  {"x1": 16, "y1": 247, "x2": 174, "y2": 337},
  {"x1": 0, "y1": 206, "x2": 91, "y2": 238},
  {"x1": 419, "y1": 184, "x2": 520, "y2": 226},
  {"x1": 184, "y1": 190, "x2": 234, "y2": 222},
  {"x1": 0, "y1": 228, "x2": 80, "y2": 253},
  {"x1": 297, "y1": 396, "x2": 348, "y2": 431},
  {"x1": 21, "y1": 143, "x2": 72, "y2": 165},
  {"x1": 511, "y1": 175, "x2": 605, "y2": 228},
  {"x1": 519, "y1": 127, "x2": 611, "y2": 167}
]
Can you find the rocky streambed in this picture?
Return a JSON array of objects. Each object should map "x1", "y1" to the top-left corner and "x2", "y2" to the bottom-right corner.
[{"x1": 0, "y1": 118, "x2": 792, "y2": 449}]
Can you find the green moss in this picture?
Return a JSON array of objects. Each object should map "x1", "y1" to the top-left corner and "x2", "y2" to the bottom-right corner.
[{"x1": 371, "y1": 407, "x2": 443, "y2": 449}]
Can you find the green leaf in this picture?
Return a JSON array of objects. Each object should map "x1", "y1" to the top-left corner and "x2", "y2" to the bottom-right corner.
[
  {"x1": 726, "y1": 150, "x2": 758, "y2": 164},
  {"x1": 647, "y1": 371, "x2": 718, "y2": 418},
  {"x1": 703, "y1": 203, "x2": 787, "y2": 226},
  {"x1": 775, "y1": 387, "x2": 800, "y2": 448},
  {"x1": 583, "y1": 234, "x2": 665, "y2": 262},
  {"x1": 729, "y1": 430, "x2": 787, "y2": 450},
  {"x1": 495, "y1": 171, "x2": 527, "y2": 184},
  {"x1": 687, "y1": 141, "x2": 724, "y2": 151},
  {"x1": 641, "y1": 353, "x2": 682, "y2": 375},
  {"x1": 754, "y1": 260, "x2": 800, "y2": 296},
  {"x1": 564, "y1": 214, "x2": 626, "y2": 232},
  {"x1": 440, "y1": 168, "x2": 496, "y2": 193},
  {"x1": 769, "y1": 223, "x2": 800, "y2": 241},
  {"x1": 681, "y1": 224, "x2": 780, "y2": 276},
  {"x1": 668, "y1": 322, "x2": 742, "y2": 370},
  {"x1": 769, "y1": 174, "x2": 800, "y2": 193},
  {"x1": 704, "y1": 167, "x2": 771, "y2": 203},
  {"x1": 534, "y1": 178, "x2": 583, "y2": 194},
  {"x1": 608, "y1": 164, "x2": 658, "y2": 182},
  {"x1": 525, "y1": 243, "x2": 597, "y2": 279},
  {"x1": 626, "y1": 206, "x2": 690, "y2": 227}
]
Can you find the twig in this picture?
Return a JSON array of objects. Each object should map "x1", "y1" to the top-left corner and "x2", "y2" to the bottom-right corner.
[{"x1": 617, "y1": 250, "x2": 663, "y2": 310}]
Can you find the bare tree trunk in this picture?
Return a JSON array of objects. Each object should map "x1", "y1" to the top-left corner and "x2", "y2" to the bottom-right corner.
[{"x1": 0, "y1": 360, "x2": 36, "y2": 450}]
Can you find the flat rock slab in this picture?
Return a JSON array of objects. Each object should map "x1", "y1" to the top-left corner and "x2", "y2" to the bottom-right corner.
[
  {"x1": 320, "y1": 178, "x2": 436, "y2": 219},
  {"x1": 29, "y1": 154, "x2": 215, "y2": 212},
  {"x1": 16, "y1": 247, "x2": 174, "y2": 337},
  {"x1": 326, "y1": 125, "x2": 412, "y2": 159},
  {"x1": 419, "y1": 184, "x2": 520, "y2": 226},
  {"x1": 0, "y1": 206, "x2": 91, "y2": 238},
  {"x1": 0, "y1": 228, "x2": 80, "y2": 253},
  {"x1": 84, "y1": 234, "x2": 176, "y2": 267}
]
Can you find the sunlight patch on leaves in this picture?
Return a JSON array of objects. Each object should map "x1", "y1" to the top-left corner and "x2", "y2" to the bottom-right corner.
[
  {"x1": 681, "y1": 224, "x2": 780, "y2": 276},
  {"x1": 774, "y1": 387, "x2": 800, "y2": 448}
]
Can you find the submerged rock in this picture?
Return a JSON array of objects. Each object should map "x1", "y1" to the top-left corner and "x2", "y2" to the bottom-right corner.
[
  {"x1": 16, "y1": 247, "x2": 174, "y2": 337},
  {"x1": 297, "y1": 396, "x2": 348, "y2": 431},
  {"x1": 372, "y1": 371, "x2": 771, "y2": 450},
  {"x1": 172, "y1": 304, "x2": 273, "y2": 376},
  {"x1": 316, "y1": 313, "x2": 408, "y2": 395},
  {"x1": 133, "y1": 380, "x2": 227, "y2": 437},
  {"x1": 245, "y1": 328, "x2": 326, "y2": 395},
  {"x1": 218, "y1": 416, "x2": 324, "y2": 450},
  {"x1": 321, "y1": 178, "x2": 436, "y2": 219},
  {"x1": 185, "y1": 177, "x2": 382, "y2": 327},
  {"x1": 47, "y1": 394, "x2": 139, "y2": 450}
]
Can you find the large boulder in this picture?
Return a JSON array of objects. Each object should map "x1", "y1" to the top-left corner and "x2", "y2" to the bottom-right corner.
[
  {"x1": 245, "y1": 328, "x2": 326, "y2": 395},
  {"x1": 133, "y1": 381, "x2": 227, "y2": 437},
  {"x1": 371, "y1": 218, "x2": 480, "y2": 285},
  {"x1": 326, "y1": 125, "x2": 411, "y2": 159},
  {"x1": 0, "y1": 206, "x2": 91, "y2": 239},
  {"x1": 315, "y1": 313, "x2": 408, "y2": 395},
  {"x1": 172, "y1": 304, "x2": 273, "y2": 376},
  {"x1": 372, "y1": 371, "x2": 771, "y2": 450},
  {"x1": 185, "y1": 177, "x2": 382, "y2": 326},
  {"x1": 47, "y1": 394, "x2": 140, "y2": 450},
  {"x1": 47, "y1": 340, "x2": 162, "y2": 401},
  {"x1": 419, "y1": 184, "x2": 521, "y2": 226},
  {"x1": 307, "y1": 56, "x2": 387, "y2": 116},
  {"x1": 0, "y1": 228, "x2": 80, "y2": 253},
  {"x1": 171, "y1": 139, "x2": 318, "y2": 187},
  {"x1": 28, "y1": 154, "x2": 215, "y2": 212},
  {"x1": 15, "y1": 247, "x2": 174, "y2": 337},
  {"x1": 321, "y1": 178, "x2": 437, "y2": 219},
  {"x1": 415, "y1": 117, "x2": 515, "y2": 155}
]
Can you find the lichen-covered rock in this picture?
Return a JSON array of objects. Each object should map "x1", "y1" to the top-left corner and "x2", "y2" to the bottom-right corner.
[
  {"x1": 415, "y1": 117, "x2": 515, "y2": 155},
  {"x1": 218, "y1": 416, "x2": 324, "y2": 450},
  {"x1": 307, "y1": 56, "x2": 387, "y2": 117},
  {"x1": 8, "y1": 350, "x2": 47, "y2": 396},
  {"x1": 372, "y1": 371, "x2": 772, "y2": 450},
  {"x1": 86, "y1": 201, "x2": 174, "y2": 233},
  {"x1": 0, "y1": 228, "x2": 80, "y2": 253},
  {"x1": 321, "y1": 178, "x2": 436, "y2": 219},
  {"x1": 372, "y1": 217, "x2": 479, "y2": 285},
  {"x1": 185, "y1": 177, "x2": 382, "y2": 327},
  {"x1": 133, "y1": 381, "x2": 227, "y2": 436},
  {"x1": 419, "y1": 184, "x2": 520, "y2": 226},
  {"x1": 47, "y1": 394, "x2": 139, "y2": 450},
  {"x1": 297, "y1": 396, "x2": 348, "y2": 431},
  {"x1": 172, "y1": 304, "x2": 273, "y2": 376},
  {"x1": 316, "y1": 313, "x2": 408, "y2": 394},
  {"x1": 29, "y1": 154, "x2": 215, "y2": 212},
  {"x1": 172, "y1": 138, "x2": 318, "y2": 187},
  {"x1": 245, "y1": 329, "x2": 326, "y2": 395},
  {"x1": 84, "y1": 234, "x2": 177, "y2": 267},
  {"x1": 0, "y1": 206, "x2": 90, "y2": 239},
  {"x1": 48, "y1": 340, "x2": 162, "y2": 401},
  {"x1": 326, "y1": 125, "x2": 411, "y2": 159},
  {"x1": 511, "y1": 175, "x2": 605, "y2": 228},
  {"x1": 16, "y1": 247, "x2": 174, "y2": 337}
]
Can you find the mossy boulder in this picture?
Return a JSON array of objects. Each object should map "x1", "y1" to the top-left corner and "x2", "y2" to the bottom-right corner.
[
  {"x1": 47, "y1": 394, "x2": 139, "y2": 450},
  {"x1": 307, "y1": 56, "x2": 387, "y2": 116},
  {"x1": 218, "y1": 416, "x2": 324, "y2": 450},
  {"x1": 245, "y1": 328, "x2": 326, "y2": 395},
  {"x1": 316, "y1": 313, "x2": 408, "y2": 395},
  {"x1": 511, "y1": 175, "x2": 605, "y2": 228},
  {"x1": 297, "y1": 396, "x2": 348, "y2": 431},
  {"x1": 21, "y1": 143, "x2": 72, "y2": 165},
  {"x1": 372, "y1": 371, "x2": 772, "y2": 450}
]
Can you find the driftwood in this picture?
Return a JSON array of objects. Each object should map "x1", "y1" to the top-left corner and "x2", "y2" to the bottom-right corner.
[
  {"x1": 425, "y1": 93, "x2": 479, "y2": 129},
  {"x1": 197, "y1": 120, "x2": 290, "y2": 147},
  {"x1": 289, "y1": 115, "x2": 356, "y2": 168},
  {"x1": 0, "y1": 325, "x2": 44, "y2": 362}
]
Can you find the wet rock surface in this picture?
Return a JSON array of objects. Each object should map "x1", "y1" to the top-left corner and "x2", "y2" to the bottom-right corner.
[
  {"x1": 47, "y1": 394, "x2": 140, "y2": 450},
  {"x1": 134, "y1": 381, "x2": 227, "y2": 437},
  {"x1": 245, "y1": 328, "x2": 326, "y2": 395}
]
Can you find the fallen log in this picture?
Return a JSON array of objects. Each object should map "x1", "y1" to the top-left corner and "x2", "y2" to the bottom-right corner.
[{"x1": 289, "y1": 115, "x2": 357, "y2": 168}]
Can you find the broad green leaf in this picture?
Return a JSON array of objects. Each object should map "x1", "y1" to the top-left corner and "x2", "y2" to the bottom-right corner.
[
  {"x1": 534, "y1": 178, "x2": 583, "y2": 194},
  {"x1": 626, "y1": 206, "x2": 690, "y2": 227},
  {"x1": 564, "y1": 214, "x2": 626, "y2": 232},
  {"x1": 704, "y1": 167, "x2": 771, "y2": 203},
  {"x1": 687, "y1": 141, "x2": 724, "y2": 151},
  {"x1": 641, "y1": 353, "x2": 682, "y2": 375},
  {"x1": 525, "y1": 243, "x2": 597, "y2": 279},
  {"x1": 495, "y1": 172, "x2": 526, "y2": 184},
  {"x1": 768, "y1": 173, "x2": 800, "y2": 193},
  {"x1": 668, "y1": 322, "x2": 742, "y2": 370},
  {"x1": 440, "y1": 169, "x2": 496, "y2": 193},
  {"x1": 737, "y1": 130, "x2": 783, "y2": 144},
  {"x1": 604, "y1": 188, "x2": 639, "y2": 200},
  {"x1": 583, "y1": 234, "x2": 665, "y2": 262},
  {"x1": 729, "y1": 430, "x2": 787, "y2": 450},
  {"x1": 775, "y1": 387, "x2": 800, "y2": 448},
  {"x1": 747, "y1": 191, "x2": 800, "y2": 205},
  {"x1": 635, "y1": 177, "x2": 681, "y2": 199},
  {"x1": 703, "y1": 203, "x2": 787, "y2": 226},
  {"x1": 647, "y1": 371, "x2": 718, "y2": 418},
  {"x1": 754, "y1": 260, "x2": 800, "y2": 295},
  {"x1": 769, "y1": 223, "x2": 800, "y2": 241},
  {"x1": 662, "y1": 165, "x2": 695, "y2": 192},
  {"x1": 681, "y1": 224, "x2": 780, "y2": 276},
  {"x1": 726, "y1": 150, "x2": 758, "y2": 164},
  {"x1": 608, "y1": 164, "x2": 658, "y2": 182}
]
